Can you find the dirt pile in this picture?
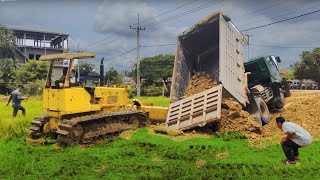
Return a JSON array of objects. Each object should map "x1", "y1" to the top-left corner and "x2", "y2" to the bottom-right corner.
[
  {"x1": 183, "y1": 72, "x2": 262, "y2": 139},
  {"x1": 259, "y1": 91, "x2": 320, "y2": 140},
  {"x1": 220, "y1": 98, "x2": 262, "y2": 139},
  {"x1": 183, "y1": 72, "x2": 218, "y2": 98}
]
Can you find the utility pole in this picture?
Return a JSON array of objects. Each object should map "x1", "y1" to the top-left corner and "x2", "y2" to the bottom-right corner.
[
  {"x1": 245, "y1": 34, "x2": 253, "y2": 61},
  {"x1": 73, "y1": 43, "x2": 83, "y2": 82},
  {"x1": 130, "y1": 14, "x2": 145, "y2": 97}
]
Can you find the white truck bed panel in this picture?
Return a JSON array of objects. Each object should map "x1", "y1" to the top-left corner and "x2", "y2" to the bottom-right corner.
[
  {"x1": 219, "y1": 15, "x2": 248, "y2": 105},
  {"x1": 166, "y1": 85, "x2": 222, "y2": 130}
]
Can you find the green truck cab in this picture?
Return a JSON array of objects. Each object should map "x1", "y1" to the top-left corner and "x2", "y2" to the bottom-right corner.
[{"x1": 244, "y1": 55, "x2": 291, "y2": 115}]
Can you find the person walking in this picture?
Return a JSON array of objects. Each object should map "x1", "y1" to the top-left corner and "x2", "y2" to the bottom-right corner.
[
  {"x1": 276, "y1": 117, "x2": 312, "y2": 165},
  {"x1": 6, "y1": 85, "x2": 28, "y2": 117}
]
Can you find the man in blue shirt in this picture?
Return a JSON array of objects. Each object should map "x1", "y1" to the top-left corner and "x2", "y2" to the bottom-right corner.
[
  {"x1": 6, "y1": 85, "x2": 28, "y2": 117},
  {"x1": 276, "y1": 117, "x2": 312, "y2": 165}
]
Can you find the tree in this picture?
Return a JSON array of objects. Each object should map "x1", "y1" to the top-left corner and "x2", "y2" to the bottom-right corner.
[
  {"x1": 75, "y1": 62, "x2": 97, "y2": 76},
  {"x1": 138, "y1": 54, "x2": 174, "y2": 86},
  {"x1": 281, "y1": 71, "x2": 294, "y2": 79},
  {"x1": 0, "y1": 59, "x2": 17, "y2": 94},
  {"x1": 105, "y1": 67, "x2": 123, "y2": 86},
  {"x1": 0, "y1": 25, "x2": 15, "y2": 59},
  {"x1": 0, "y1": 58, "x2": 16, "y2": 83},
  {"x1": 77, "y1": 62, "x2": 96, "y2": 76},
  {"x1": 14, "y1": 60, "x2": 48, "y2": 83},
  {"x1": 293, "y1": 48, "x2": 320, "y2": 86}
]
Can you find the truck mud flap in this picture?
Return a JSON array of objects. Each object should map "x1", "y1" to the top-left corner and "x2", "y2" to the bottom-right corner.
[{"x1": 165, "y1": 85, "x2": 223, "y2": 130}]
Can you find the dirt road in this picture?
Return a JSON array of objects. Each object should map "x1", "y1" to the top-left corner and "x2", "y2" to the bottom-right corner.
[{"x1": 251, "y1": 90, "x2": 320, "y2": 146}]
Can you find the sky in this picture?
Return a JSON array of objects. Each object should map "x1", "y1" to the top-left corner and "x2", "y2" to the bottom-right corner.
[{"x1": 1, "y1": 0, "x2": 320, "y2": 72}]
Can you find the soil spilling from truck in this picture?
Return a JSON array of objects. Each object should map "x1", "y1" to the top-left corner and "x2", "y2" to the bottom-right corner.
[
  {"x1": 183, "y1": 72, "x2": 218, "y2": 98},
  {"x1": 183, "y1": 72, "x2": 262, "y2": 139}
]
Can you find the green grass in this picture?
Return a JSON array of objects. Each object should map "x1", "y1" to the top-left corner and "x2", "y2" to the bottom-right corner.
[
  {"x1": 131, "y1": 96, "x2": 170, "y2": 107},
  {"x1": 1, "y1": 96, "x2": 320, "y2": 179},
  {"x1": 0, "y1": 96, "x2": 43, "y2": 140},
  {"x1": 0, "y1": 129, "x2": 320, "y2": 179}
]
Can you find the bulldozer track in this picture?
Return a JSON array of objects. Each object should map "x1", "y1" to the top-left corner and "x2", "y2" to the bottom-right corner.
[
  {"x1": 29, "y1": 114, "x2": 50, "y2": 138},
  {"x1": 56, "y1": 110, "x2": 147, "y2": 146}
]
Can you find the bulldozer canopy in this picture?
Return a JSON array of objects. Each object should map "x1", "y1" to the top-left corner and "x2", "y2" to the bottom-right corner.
[{"x1": 39, "y1": 53, "x2": 96, "y2": 61}]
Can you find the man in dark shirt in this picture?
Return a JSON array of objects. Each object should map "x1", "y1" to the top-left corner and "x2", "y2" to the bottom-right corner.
[{"x1": 6, "y1": 85, "x2": 28, "y2": 117}]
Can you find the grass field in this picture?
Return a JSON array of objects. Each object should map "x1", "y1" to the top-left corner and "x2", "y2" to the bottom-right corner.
[
  {"x1": 0, "y1": 96, "x2": 42, "y2": 140},
  {"x1": 0, "y1": 96, "x2": 320, "y2": 179},
  {"x1": 1, "y1": 129, "x2": 320, "y2": 179}
]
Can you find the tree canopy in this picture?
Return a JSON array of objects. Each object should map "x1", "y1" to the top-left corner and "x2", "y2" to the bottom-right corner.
[
  {"x1": 105, "y1": 67, "x2": 123, "y2": 86},
  {"x1": 293, "y1": 48, "x2": 320, "y2": 84},
  {"x1": 0, "y1": 59, "x2": 16, "y2": 83},
  {"x1": 281, "y1": 71, "x2": 294, "y2": 80},
  {"x1": 14, "y1": 60, "x2": 48, "y2": 83},
  {"x1": 77, "y1": 62, "x2": 96, "y2": 76},
  {"x1": 0, "y1": 25, "x2": 15, "y2": 59},
  {"x1": 138, "y1": 54, "x2": 174, "y2": 86}
]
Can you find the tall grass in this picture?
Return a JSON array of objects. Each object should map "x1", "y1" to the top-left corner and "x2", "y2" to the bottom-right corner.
[{"x1": 0, "y1": 96, "x2": 43, "y2": 140}]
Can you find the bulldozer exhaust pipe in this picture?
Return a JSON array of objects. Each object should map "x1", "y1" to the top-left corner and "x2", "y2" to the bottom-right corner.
[{"x1": 100, "y1": 57, "x2": 105, "y2": 86}]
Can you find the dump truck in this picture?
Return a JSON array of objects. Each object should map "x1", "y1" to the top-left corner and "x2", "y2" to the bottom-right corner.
[
  {"x1": 165, "y1": 12, "x2": 289, "y2": 130},
  {"x1": 29, "y1": 53, "x2": 167, "y2": 146}
]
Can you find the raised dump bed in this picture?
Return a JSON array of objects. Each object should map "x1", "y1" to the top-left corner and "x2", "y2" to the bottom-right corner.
[
  {"x1": 170, "y1": 12, "x2": 248, "y2": 106},
  {"x1": 166, "y1": 12, "x2": 248, "y2": 130},
  {"x1": 166, "y1": 85, "x2": 222, "y2": 130}
]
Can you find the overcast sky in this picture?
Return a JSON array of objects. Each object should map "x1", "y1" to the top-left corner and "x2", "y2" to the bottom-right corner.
[{"x1": 1, "y1": 0, "x2": 319, "y2": 71}]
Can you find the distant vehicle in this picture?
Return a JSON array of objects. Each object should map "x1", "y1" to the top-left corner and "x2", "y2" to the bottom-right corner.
[
  {"x1": 301, "y1": 79, "x2": 318, "y2": 90},
  {"x1": 287, "y1": 79, "x2": 301, "y2": 89}
]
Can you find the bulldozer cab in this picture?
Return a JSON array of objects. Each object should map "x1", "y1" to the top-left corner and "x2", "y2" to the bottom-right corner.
[{"x1": 40, "y1": 53, "x2": 96, "y2": 89}]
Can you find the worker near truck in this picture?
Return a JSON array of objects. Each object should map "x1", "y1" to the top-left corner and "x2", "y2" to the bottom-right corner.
[
  {"x1": 6, "y1": 85, "x2": 28, "y2": 117},
  {"x1": 276, "y1": 117, "x2": 312, "y2": 165}
]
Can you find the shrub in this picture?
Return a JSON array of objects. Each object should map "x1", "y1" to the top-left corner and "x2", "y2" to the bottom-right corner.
[
  {"x1": 128, "y1": 87, "x2": 137, "y2": 99},
  {"x1": 143, "y1": 85, "x2": 163, "y2": 96},
  {"x1": 23, "y1": 79, "x2": 45, "y2": 95}
]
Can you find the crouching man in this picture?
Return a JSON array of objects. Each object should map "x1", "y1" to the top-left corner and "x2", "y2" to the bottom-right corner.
[{"x1": 276, "y1": 117, "x2": 312, "y2": 165}]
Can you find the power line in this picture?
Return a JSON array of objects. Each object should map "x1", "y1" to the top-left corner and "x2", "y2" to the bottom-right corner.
[
  {"x1": 144, "y1": 0, "x2": 224, "y2": 27},
  {"x1": 106, "y1": 47, "x2": 136, "y2": 61},
  {"x1": 84, "y1": 0, "x2": 223, "y2": 51},
  {"x1": 241, "y1": 9, "x2": 320, "y2": 32},
  {"x1": 233, "y1": 0, "x2": 289, "y2": 21},
  {"x1": 138, "y1": 0, "x2": 200, "y2": 25},
  {"x1": 141, "y1": 43, "x2": 176, "y2": 47},
  {"x1": 237, "y1": 3, "x2": 320, "y2": 28},
  {"x1": 143, "y1": 42, "x2": 319, "y2": 49},
  {"x1": 84, "y1": 0, "x2": 202, "y2": 51},
  {"x1": 251, "y1": 44, "x2": 319, "y2": 48},
  {"x1": 85, "y1": 29, "x2": 136, "y2": 51}
]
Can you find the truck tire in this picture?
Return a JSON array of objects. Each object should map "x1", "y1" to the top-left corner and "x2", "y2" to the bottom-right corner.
[
  {"x1": 274, "y1": 89, "x2": 284, "y2": 110},
  {"x1": 254, "y1": 97, "x2": 271, "y2": 126},
  {"x1": 283, "y1": 81, "x2": 291, "y2": 97}
]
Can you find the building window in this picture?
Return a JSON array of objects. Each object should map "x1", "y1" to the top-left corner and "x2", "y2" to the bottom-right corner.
[
  {"x1": 36, "y1": 54, "x2": 41, "y2": 60},
  {"x1": 29, "y1": 54, "x2": 35, "y2": 60}
]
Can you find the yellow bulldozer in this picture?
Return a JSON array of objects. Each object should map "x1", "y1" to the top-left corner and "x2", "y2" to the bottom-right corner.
[{"x1": 29, "y1": 53, "x2": 167, "y2": 146}]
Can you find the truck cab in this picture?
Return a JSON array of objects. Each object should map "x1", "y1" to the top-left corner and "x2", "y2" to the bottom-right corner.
[
  {"x1": 244, "y1": 55, "x2": 290, "y2": 111},
  {"x1": 244, "y1": 55, "x2": 282, "y2": 87}
]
